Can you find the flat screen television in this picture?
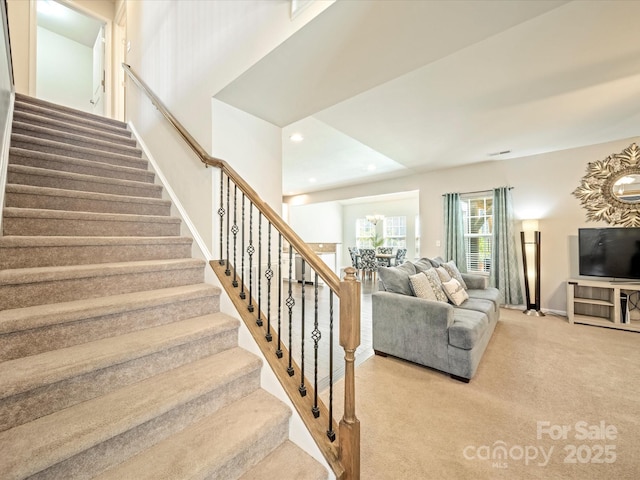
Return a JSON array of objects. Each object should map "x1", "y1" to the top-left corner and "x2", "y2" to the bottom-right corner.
[{"x1": 579, "y1": 227, "x2": 640, "y2": 280}]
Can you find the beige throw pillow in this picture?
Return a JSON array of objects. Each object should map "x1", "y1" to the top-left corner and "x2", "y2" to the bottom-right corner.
[
  {"x1": 435, "y1": 266, "x2": 452, "y2": 283},
  {"x1": 423, "y1": 268, "x2": 448, "y2": 303},
  {"x1": 442, "y1": 261, "x2": 468, "y2": 289},
  {"x1": 441, "y1": 278, "x2": 469, "y2": 306},
  {"x1": 409, "y1": 272, "x2": 439, "y2": 302}
]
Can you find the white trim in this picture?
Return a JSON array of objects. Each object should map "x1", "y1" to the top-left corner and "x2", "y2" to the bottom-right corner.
[
  {"x1": 128, "y1": 121, "x2": 213, "y2": 261},
  {"x1": 0, "y1": 92, "x2": 15, "y2": 235}
]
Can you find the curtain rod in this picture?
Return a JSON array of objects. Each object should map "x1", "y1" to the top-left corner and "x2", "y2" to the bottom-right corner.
[{"x1": 442, "y1": 186, "x2": 513, "y2": 197}]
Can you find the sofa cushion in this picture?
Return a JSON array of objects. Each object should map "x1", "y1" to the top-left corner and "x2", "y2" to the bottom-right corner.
[
  {"x1": 409, "y1": 272, "x2": 440, "y2": 301},
  {"x1": 467, "y1": 287, "x2": 502, "y2": 311},
  {"x1": 413, "y1": 258, "x2": 434, "y2": 273},
  {"x1": 442, "y1": 261, "x2": 468, "y2": 289},
  {"x1": 378, "y1": 262, "x2": 417, "y2": 296},
  {"x1": 449, "y1": 309, "x2": 489, "y2": 350},
  {"x1": 441, "y1": 278, "x2": 469, "y2": 306},
  {"x1": 423, "y1": 268, "x2": 448, "y2": 302}
]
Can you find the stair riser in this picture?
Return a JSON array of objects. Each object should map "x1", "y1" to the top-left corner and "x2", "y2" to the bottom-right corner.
[
  {"x1": 15, "y1": 100, "x2": 128, "y2": 133},
  {"x1": 9, "y1": 151, "x2": 155, "y2": 183},
  {"x1": 0, "y1": 241, "x2": 192, "y2": 269},
  {"x1": 11, "y1": 137, "x2": 147, "y2": 170},
  {"x1": 13, "y1": 112, "x2": 136, "y2": 146},
  {"x1": 0, "y1": 294, "x2": 218, "y2": 361},
  {"x1": 12, "y1": 125, "x2": 142, "y2": 158},
  {"x1": 0, "y1": 266, "x2": 204, "y2": 309},
  {"x1": 3, "y1": 215, "x2": 180, "y2": 237},
  {"x1": 8, "y1": 168, "x2": 163, "y2": 198},
  {"x1": 29, "y1": 369, "x2": 262, "y2": 480},
  {"x1": 5, "y1": 191, "x2": 171, "y2": 216},
  {"x1": 0, "y1": 329, "x2": 239, "y2": 432}
]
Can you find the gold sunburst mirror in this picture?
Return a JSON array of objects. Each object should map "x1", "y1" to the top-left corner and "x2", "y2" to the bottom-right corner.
[{"x1": 573, "y1": 143, "x2": 640, "y2": 227}]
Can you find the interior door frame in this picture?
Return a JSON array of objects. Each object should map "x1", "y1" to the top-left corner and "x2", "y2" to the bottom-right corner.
[{"x1": 28, "y1": 0, "x2": 114, "y2": 118}]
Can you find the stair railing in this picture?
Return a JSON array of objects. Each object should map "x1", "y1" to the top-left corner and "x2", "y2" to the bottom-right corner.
[{"x1": 123, "y1": 64, "x2": 360, "y2": 480}]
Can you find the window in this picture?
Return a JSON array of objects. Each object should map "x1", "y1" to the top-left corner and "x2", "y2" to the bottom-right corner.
[
  {"x1": 355, "y1": 218, "x2": 375, "y2": 248},
  {"x1": 461, "y1": 194, "x2": 493, "y2": 273},
  {"x1": 383, "y1": 216, "x2": 406, "y2": 248}
]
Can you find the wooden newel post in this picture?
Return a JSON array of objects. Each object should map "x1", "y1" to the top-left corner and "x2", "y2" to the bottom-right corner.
[{"x1": 339, "y1": 267, "x2": 361, "y2": 480}]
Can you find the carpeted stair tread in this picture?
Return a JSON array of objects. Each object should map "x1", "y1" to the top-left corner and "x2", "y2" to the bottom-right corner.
[
  {"x1": 0, "y1": 347, "x2": 262, "y2": 480},
  {"x1": 9, "y1": 147, "x2": 155, "y2": 183},
  {"x1": 15, "y1": 93, "x2": 128, "y2": 129},
  {"x1": 0, "y1": 235, "x2": 193, "y2": 269},
  {"x1": 0, "y1": 283, "x2": 219, "y2": 335},
  {"x1": 12, "y1": 121, "x2": 142, "y2": 157},
  {"x1": 0, "y1": 258, "x2": 204, "y2": 309},
  {"x1": 238, "y1": 440, "x2": 328, "y2": 480},
  {"x1": 7, "y1": 164, "x2": 162, "y2": 198},
  {"x1": 5, "y1": 184, "x2": 172, "y2": 216},
  {"x1": 3, "y1": 207, "x2": 180, "y2": 237},
  {"x1": 11, "y1": 134, "x2": 147, "y2": 169},
  {"x1": 13, "y1": 110, "x2": 136, "y2": 145},
  {"x1": 94, "y1": 389, "x2": 290, "y2": 480},
  {"x1": 0, "y1": 313, "x2": 239, "y2": 400}
]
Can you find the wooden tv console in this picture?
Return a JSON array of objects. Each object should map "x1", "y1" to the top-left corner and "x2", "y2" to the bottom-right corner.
[{"x1": 567, "y1": 278, "x2": 640, "y2": 332}]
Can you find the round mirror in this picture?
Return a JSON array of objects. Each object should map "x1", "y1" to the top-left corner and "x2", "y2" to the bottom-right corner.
[{"x1": 612, "y1": 173, "x2": 640, "y2": 203}]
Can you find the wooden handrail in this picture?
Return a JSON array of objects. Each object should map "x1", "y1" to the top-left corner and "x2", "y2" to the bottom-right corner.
[{"x1": 122, "y1": 63, "x2": 340, "y2": 293}]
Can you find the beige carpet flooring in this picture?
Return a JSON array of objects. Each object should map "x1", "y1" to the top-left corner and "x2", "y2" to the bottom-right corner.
[{"x1": 323, "y1": 308, "x2": 640, "y2": 479}]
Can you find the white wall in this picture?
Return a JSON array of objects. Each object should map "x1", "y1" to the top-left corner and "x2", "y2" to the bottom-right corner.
[
  {"x1": 289, "y1": 201, "x2": 342, "y2": 243},
  {"x1": 0, "y1": 0, "x2": 14, "y2": 235},
  {"x1": 290, "y1": 137, "x2": 640, "y2": 314},
  {"x1": 36, "y1": 27, "x2": 92, "y2": 111}
]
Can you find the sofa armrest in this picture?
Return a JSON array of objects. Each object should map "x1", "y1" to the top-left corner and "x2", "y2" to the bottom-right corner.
[
  {"x1": 462, "y1": 273, "x2": 488, "y2": 289},
  {"x1": 372, "y1": 291, "x2": 454, "y2": 371}
]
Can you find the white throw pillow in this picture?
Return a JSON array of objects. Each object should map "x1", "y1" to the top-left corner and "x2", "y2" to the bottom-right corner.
[
  {"x1": 409, "y1": 272, "x2": 439, "y2": 302},
  {"x1": 442, "y1": 278, "x2": 469, "y2": 306}
]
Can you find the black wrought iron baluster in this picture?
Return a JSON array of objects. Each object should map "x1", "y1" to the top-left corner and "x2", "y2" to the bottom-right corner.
[
  {"x1": 327, "y1": 290, "x2": 336, "y2": 442},
  {"x1": 231, "y1": 185, "x2": 238, "y2": 287},
  {"x1": 224, "y1": 176, "x2": 231, "y2": 275},
  {"x1": 217, "y1": 172, "x2": 225, "y2": 266},
  {"x1": 256, "y1": 212, "x2": 263, "y2": 326},
  {"x1": 247, "y1": 203, "x2": 254, "y2": 312},
  {"x1": 312, "y1": 272, "x2": 321, "y2": 418},
  {"x1": 276, "y1": 234, "x2": 283, "y2": 358},
  {"x1": 299, "y1": 259, "x2": 307, "y2": 397},
  {"x1": 286, "y1": 249, "x2": 295, "y2": 376},
  {"x1": 240, "y1": 194, "x2": 246, "y2": 300},
  {"x1": 265, "y1": 223, "x2": 273, "y2": 341}
]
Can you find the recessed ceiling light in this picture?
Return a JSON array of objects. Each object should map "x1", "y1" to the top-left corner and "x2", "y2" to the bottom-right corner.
[
  {"x1": 367, "y1": 164, "x2": 377, "y2": 171},
  {"x1": 290, "y1": 133, "x2": 304, "y2": 142},
  {"x1": 309, "y1": 177, "x2": 316, "y2": 183}
]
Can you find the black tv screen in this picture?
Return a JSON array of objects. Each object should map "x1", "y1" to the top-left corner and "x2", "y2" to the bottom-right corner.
[{"x1": 579, "y1": 228, "x2": 640, "y2": 280}]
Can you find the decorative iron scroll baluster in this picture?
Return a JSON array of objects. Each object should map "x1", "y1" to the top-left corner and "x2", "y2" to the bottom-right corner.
[
  {"x1": 224, "y1": 176, "x2": 231, "y2": 276},
  {"x1": 256, "y1": 212, "x2": 263, "y2": 326},
  {"x1": 217, "y1": 172, "x2": 225, "y2": 266},
  {"x1": 327, "y1": 290, "x2": 336, "y2": 442},
  {"x1": 265, "y1": 223, "x2": 273, "y2": 341},
  {"x1": 247, "y1": 203, "x2": 254, "y2": 312},
  {"x1": 286, "y1": 249, "x2": 295, "y2": 376},
  {"x1": 276, "y1": 234, "x2": 283, "y2": 358},
  {"x1": 240, "y1": 194, "x2": 246, "y2": 300},
  {"x1": 299, "y1": 259, "x2": 307, "y2": 397},
  {"x1": 231, "y1": 185, "x2": 239, "y2": 287},
  {"x1": 312, "y1": 272, "x2": 321, "y2": 418}
]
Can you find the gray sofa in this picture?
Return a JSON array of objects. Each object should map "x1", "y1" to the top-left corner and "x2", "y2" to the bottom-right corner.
[{"x1": 372, "y1": 258, "x2": 501, "y2": 382}]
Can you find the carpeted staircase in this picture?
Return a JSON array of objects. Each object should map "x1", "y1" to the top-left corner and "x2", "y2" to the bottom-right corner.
[{"x1": 0, "y1": 94, "x2": 327, "y2": 479}]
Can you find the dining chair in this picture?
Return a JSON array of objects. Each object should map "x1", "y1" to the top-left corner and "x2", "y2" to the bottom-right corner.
[
  {"x1": 394, "y1": 248, "x2": 407, "y2": 266},
  {"x1": 348, "y1": 247, "x2": 361, "y2": 272},
  {"x1": 359, "y1": 248, "x2": 378, "y2": 280}
]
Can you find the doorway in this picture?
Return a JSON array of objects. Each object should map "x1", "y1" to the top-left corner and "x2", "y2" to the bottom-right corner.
[{"x1": 34, "y1": 0, "x2": 108, "y2": 115}]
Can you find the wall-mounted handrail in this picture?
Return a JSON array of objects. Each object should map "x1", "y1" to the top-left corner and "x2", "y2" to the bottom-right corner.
[{"x1": 122, "y1": 63, "x2": 340, "y2": 293}]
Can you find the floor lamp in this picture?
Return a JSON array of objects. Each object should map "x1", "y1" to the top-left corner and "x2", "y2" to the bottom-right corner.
[{"x1": 521, "y1": 220, "x2": 544, "y2": 316}]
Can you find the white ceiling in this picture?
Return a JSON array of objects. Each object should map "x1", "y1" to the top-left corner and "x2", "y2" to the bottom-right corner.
[
  {"x1": 36, "y1": 0, "x2": 104, "y2": 47},
  {"x1": 215, "y1": 0, "x2": 640, "y2": 197}
]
